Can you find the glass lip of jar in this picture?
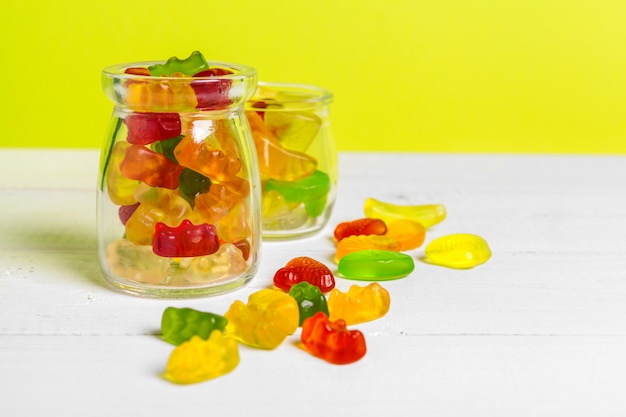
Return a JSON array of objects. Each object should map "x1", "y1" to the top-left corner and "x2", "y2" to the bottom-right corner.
[
  {"x1": 248, "y1": 81, "x2": 334, "y2": 109},
  {"x1": 102, "y1": 60, "x2": 258, "y2": 82}
]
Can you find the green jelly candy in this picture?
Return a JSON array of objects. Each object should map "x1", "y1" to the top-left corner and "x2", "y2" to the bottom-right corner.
[
  {"x1": 337, "y1": 250, "x2": 415, "y2": 281},
  {"x1": 178, "y1": 168, "x2": 212, "y2": 207},
  {"x1": 161, "y1": 307, "x2": 228, "y2": 345},
  {"x1": 288, "y1": 282, "x2": 329, "y2": 326},
  {"x1": 152, "y1": 134, "x2": 184, "y2": 163},
  {"x1": 148, "y1": 50, "x2": 210, "y2": 77},
  {"x1": 265, "y1": 170, "x2": 330, "y2": 204}
]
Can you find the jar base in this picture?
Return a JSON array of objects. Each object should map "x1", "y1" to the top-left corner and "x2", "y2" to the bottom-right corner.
[{"x1": 100, "y1": 268, "x2": 257, "y2": 299}]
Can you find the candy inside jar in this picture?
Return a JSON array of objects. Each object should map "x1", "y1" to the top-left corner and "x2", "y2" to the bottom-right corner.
[
  {"x1": 98, "y1": 51, "x2": 261, "y2": 298},
  {"x1": 245, "y1": 82, "x2": 337, "y2": 239}
]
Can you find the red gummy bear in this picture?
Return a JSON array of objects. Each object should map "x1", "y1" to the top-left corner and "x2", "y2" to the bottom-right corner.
[
  {"x1": 333, "y1": 218, "x2": 387, "y2": 241},
  {"x1": 152, "y1": 219, "x2": 220, "y2": 257},
  {"x1": 124, "y1": 112, "x2": 181, "y2": 145},
  {"x1": 273, "y1": 257, "x2": 335, "y2": 293},
  {"x1": 192, "y1": 68, "x2": 233, "y2": 110},
  {"x1": 300, "y1": 312, "x2": 366, "y2": 365}
]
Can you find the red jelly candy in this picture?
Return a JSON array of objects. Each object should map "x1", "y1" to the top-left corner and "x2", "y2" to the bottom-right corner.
[
  {"x1": 124, "y1": 112, "x2": 182, "y2": 145},
  {"x1": 118, "y1": 203, "x2": 140, "y2": 225},
  {"x1": 152, "y1": 219, "x2": 220, "y2": 257},
  {"x1": 333, "y1": 218, "x2": 387, "y2": 241},
  {"x1": 192, "y1": 68, "x2": 233, "y2": 110},
  {"x1": 273, "y1": 257, "x2": 335, "y2": 293},
  {"x1": 300, "y1": 312, "x2": 366, "y2": 365}
]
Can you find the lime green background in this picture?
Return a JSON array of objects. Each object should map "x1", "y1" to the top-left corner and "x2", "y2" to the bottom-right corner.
[{"x1": 3, "y1": 0, "x2": 626, "y2": 153}]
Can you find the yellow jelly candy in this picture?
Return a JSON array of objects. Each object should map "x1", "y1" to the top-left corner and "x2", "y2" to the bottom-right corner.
[
  {"x1": 424, "y1": 233, "x2": 491, "y2": 269},
  {"x1": 164, "y1": 332, "x2": 239, "y2": 384},
  {"x1": 364, "y1": 198, "x2": 446, "y2": 228}
]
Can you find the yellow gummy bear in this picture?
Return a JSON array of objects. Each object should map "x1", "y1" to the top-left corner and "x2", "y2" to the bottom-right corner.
[
  {"x1": 224, "y1": 289, "x2": 299, "y2": 349},
  {"x1": 328, "y1": 283, "x2": 391, "y2": 325},
  {"x1": 164, "y1": 331, "x2": 239, "y2": 384}
]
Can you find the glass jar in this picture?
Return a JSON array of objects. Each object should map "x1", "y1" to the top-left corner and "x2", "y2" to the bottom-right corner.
[
  {"x1": 245, "y1": 82, "x2": 337, "y2": 239},
  {"x1": 98, "y1": 56, "x2": 261, "y2": 298}
]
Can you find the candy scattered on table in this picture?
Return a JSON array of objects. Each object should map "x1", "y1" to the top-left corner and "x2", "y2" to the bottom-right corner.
[
  {"x1": 424, "y1": 233, "x2": 492, "y2": 269},
  {"x1": 333, "y1": 217, "x2": 387, "y2": 241},
  {"x1": 273, "y1": 256, "x2": 336, "y2": 292},
  {"x1": 337, "y1": 250, "x2": 415, "y2": 280},
  {"x1": 161, "y1": 307, "x2": 228, "y2": 345},
  {"x1": 328, "y1": 283, "x2": 390, "y2": 325},
  {"x1": 288, "y1": 281, "x2": 330, "y2": 326},
  {"x1": 300, "y1": 312, "x2": 367, "y2": 365},
  {"x1": 224, "y1": 288, "x2": 299, "y2": 349},
  {"x1": 164, "y1": 332, "x2": 239, "y2": 384},
  {"x1": 363, "y1": 197, "x2": 447, "y2": 228}
]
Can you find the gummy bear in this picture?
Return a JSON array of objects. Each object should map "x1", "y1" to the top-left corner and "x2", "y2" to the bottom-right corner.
[
  {"x1": 106, "y1": 141, "x2": 141, "y2": 206},
  {"x1": 161, "y1": 307, "x2": 228, "y2": 345},
  {"x1": 424, "y1": 233, "x2": 491, "y2": 268},
  {"x1": 224, "y1": 289, "x2": 299, "y2": 349},
  {"x1": 300, "y1": 312, "x2": 366, "y2": 365},
  {"x1": 263, "y1": 110, "x2": 321, "y2": 152},
  {"x1": 120, "y1": 144, "x2": 183, "y2": 189},
  {"x1": 337, "y1": 250, "x2": 415, "y2": 281},
  {"x1": 152, "y1": 219, "x2": 219, "y2": 258},
  {"x1": 106, "y1": 238, "x2": 171, "y2": 284},
  {"x1": 124, "y1": 112, "x2": 181, "y2": 145},
  {"x1": 328, "y1": 283, "x2": 390, "y2": 325},
  {"x1": 177, "y1": 168, "x2": 212, "y2": 207},
  {"x1": 384, "y1": 219, "x2": 426, "y2": 251},
  {"x1": 333, "y1": 217, "x2": 387, "y2": 241},
  {"x1": 246, "y1": 110, "x2": 317, "y2": 181},
  {"x1": 363, "y1": 198, "x2": 447, "y2": 228},
  {"x1": 124, "y1": 186, "x2": 193, "y2": 246},
  {"x1": 288, "y1": 282, "x2": 329, "y2": 326},
  {"x1": 125, "y1": 76, "x2": 198, "y2": 112},
  {"x1": 194, "y1": 176, "x2": 249, "y2": 224},
  {"x1": 264, "y1": 170, "x2": 331, "y2": 217},
  {"x1": 148, "y1": 50, "x2": 211, "y2": 77},
  {"x1": 164, "y1": 332, "x2": 239, "y2": 384},
  {"x1": 174, "y1": 242, "x2": 248, "y2": 285},
  {"x1": 335, "y1": 234, "x2": 400, "y2": 262},
  {"x1": 273, "y1": 256, "x2": 335, "y2": 293},
  {"x1": 174, "y1": 134, "x2": 241, "y2": 183},
  {"x1": 192, "y1": 67, "x2": 233, "y2": 110}
]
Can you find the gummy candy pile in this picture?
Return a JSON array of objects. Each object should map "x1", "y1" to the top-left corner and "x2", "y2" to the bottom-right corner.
[
  {"x1": 246, "y1": 87, "x2": 334, "y2": 234},
  {"x1": 102, "y1": 51, "x2": 256, "y2": 286},
  {"x1": 162, "y1": 278, "x2": 387, "y2": 383},
  {"x1": 158, "y1": 197, "x2": 491, "y2": 384}
]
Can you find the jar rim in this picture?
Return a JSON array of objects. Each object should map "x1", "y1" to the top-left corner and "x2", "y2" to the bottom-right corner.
[
  {"x1": 251, "y1": 81, "x2": 333, "y2": 107},
  {"x1": 102, "y1": 60, "x2": 258, "y2": 81}
]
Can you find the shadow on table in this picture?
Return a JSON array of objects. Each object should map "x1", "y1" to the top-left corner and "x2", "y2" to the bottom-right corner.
[{"x1": 1, "y1": 222, "x2": 106, "y2": 289}]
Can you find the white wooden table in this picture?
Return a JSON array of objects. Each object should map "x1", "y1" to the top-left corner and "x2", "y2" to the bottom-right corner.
[{"x1": 1, "y1": 149, "x2": 626, "y2": 416}]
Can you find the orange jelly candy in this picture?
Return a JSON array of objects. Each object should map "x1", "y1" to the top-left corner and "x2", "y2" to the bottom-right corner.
[
  {"x1": 384, "y1": 219, "x2": 426, "y2": 251},
  {"x1": 335, "y1": 235, "x2": 400, "y2": 262},
  {"x1": 246, "y1": 111, "x2": 317, "y2": 181}
]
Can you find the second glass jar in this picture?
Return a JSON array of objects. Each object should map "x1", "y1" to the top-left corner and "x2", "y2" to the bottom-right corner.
[{"x1": 245, "y1": 82, "x2": 337, "y2": 239}]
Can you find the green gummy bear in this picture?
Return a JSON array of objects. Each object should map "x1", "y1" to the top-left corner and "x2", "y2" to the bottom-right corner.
[
  {"x1": 151, "y1": 134, "x2": 184, "y2": 163},
  {"x1": 288, "y1": 282, "x2": 329, "y2": 326},
  {"x1": 337, "y1": 250, "x2": 415, "y2": 281},
  {"x1": 161, "y1": 307, "x2": 228, "y2": 345},
  {"x1": 148, "y1": 50, "x2": 210, "y2": 77},
  {"x1": 265, "y1": 170, "x2": 330, "y2": 204},
  {"x1": 178, "y1": 168, "x2": 212, "y2": 207}
]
